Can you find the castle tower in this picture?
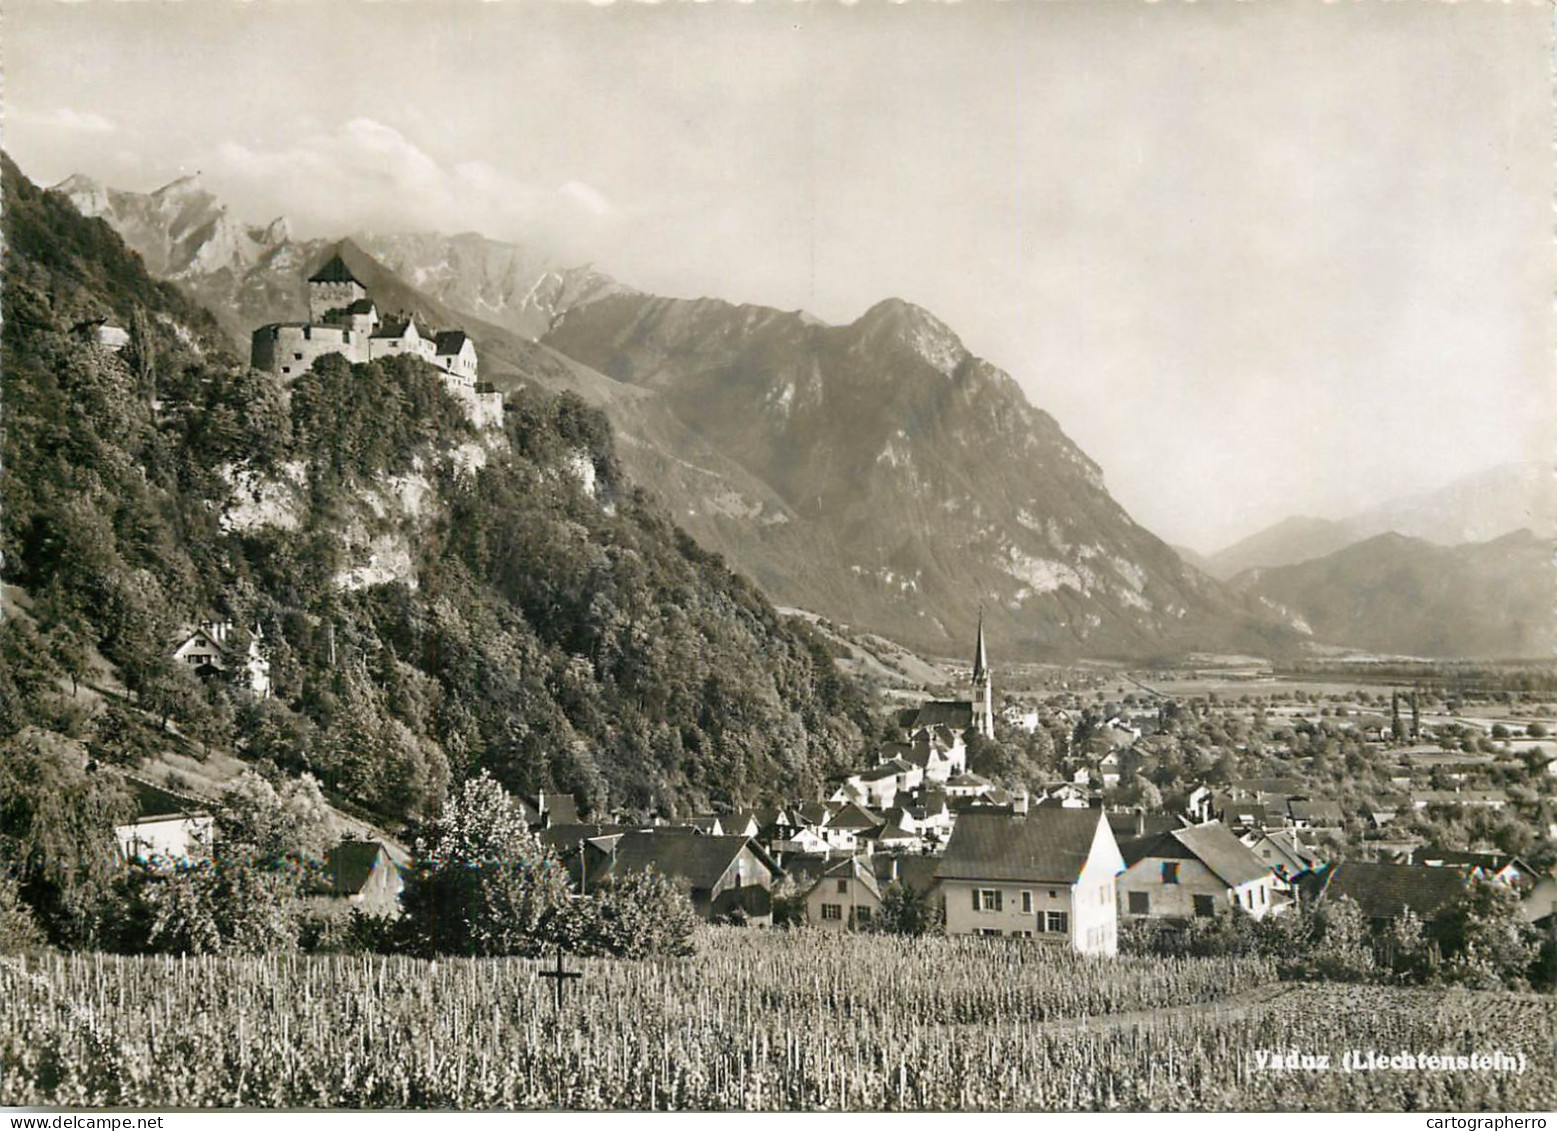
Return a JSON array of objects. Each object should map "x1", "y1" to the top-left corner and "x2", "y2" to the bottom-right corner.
[
  {"x1": 971, "y1": 611, "x2": 994, "y2": 740},
  {"x1": 307, "y1": 252, "x2": 367, "y2": 324}
]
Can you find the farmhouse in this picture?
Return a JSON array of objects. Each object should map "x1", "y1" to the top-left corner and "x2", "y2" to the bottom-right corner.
[
  {"x1": 1117, "y1": 821, "x2": 1278, "y2": 921},
  {"x1": 936, "y1": 809, "x2": 1124, "y2": 954},
  {"x1": 584, "y1": 832, "x2": 782, "y2": 925}
]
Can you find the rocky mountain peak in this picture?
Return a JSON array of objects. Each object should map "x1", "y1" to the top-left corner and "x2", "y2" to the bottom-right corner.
[{"x1": 851, "y1": 296, "x2": 967, "y2": 375}]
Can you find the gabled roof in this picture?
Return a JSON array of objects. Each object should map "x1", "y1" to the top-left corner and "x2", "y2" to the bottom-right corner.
[
  {"x1": 1287, "y1": 799, "x2": 1344, "y2": 823},
  {"x1": 936, "y1": 809, "x2": 1107, "y2": 884},
  {"x1": 372, "y1": 316, "x2": 431, "y2": 340},
  {"x1": 827, "y1": 802, "x2": 883, "y2": 831},
  {"x1": 123, "y1": 777, "x2": 209, "y2": 822},
  {"x1": 308, "y1": 254, "x2": 362, "y2": 286},
  {"x1": 434, "y1": 330, "x2": 471, "y2": 355},
  {"x1": 321, "y1": 840, "x2": 396, "y2": 897},
  {"x1": 813, "y1": 855, "x2": 881, "y2": 901},
  {"x1": 912, "y1": 701, "x2": 974, "y2": 730},
  {"x1": 1312, "y1": 861, "x2": 1468, "y2": 922},
  {"x1": 1170, "y1": 822, "x2": 1271, "y2": 888},
  {"x1": 593, "y1": 832, "x2": 778, "y2": 891}
]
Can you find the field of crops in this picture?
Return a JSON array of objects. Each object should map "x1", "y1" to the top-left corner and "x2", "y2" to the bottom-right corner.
[{"x1": 2, "y1": 929, "x2": 1553, "y2": 1110}]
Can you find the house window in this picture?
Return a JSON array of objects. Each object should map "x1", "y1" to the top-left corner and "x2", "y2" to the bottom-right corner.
[
  {"x1": 1193, "y1": 895, "x2": 1216, "y2": 918},
  {"x1": 1045, "y1": 911, "x2": 1069, "y2": 934},
  {"x1": 1049, "y1": 890, "x2": 1058, "y2": 899},
  {"x1": 977, "y1": 889, "x2": 1002, "y2": 912},
  {"x1": 855, "y1": 906, "x2": 872, "y2": 925},
  {"x1": 1162, "y1": 862, "x2": 1180, "y2": 885},
  {"x1": 294, "y1": 352, "x2": 304, "y2": 360},
  {"x1": 977, "y1": 928, "x2": 1002, "y2": 937},
  {"x1": 1021, "y1": 891, "x2": 1033, "y2": 914},
  {"x1": 821, "y1": 904, "x2": 842, "y2": 921},
  {"x1": 1259, "y1": 886, "x2": 1267, "y2": 906},
  {"x1": 837, "y1": 879, "x2": 848, "y2": 894},
  {"x1": 1128, "y1": 891, "x2": 1150, "y2": 915}
]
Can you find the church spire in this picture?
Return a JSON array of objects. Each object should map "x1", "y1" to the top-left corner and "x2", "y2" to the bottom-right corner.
[
  {"x1": 970, "y1": 609, "x2": 994, "y2": 740},
  {"x1": 971, "y1": 608, "x2": 988, "y2": 684}
]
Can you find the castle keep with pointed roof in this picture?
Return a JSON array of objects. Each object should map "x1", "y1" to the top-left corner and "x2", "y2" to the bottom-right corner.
[{"x1": 250, "y1": 249, "x2": 500, "y2": 425}]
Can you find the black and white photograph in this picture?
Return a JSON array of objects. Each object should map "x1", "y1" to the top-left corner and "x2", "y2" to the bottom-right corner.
[{"x1": 1, "y1": 0, "x2": 1553, "y2": 1115}]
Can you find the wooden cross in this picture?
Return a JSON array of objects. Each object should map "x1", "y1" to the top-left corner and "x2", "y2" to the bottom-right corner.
[{"x1": 538, "y1": 945, "x2": 582, "y2": 1010}]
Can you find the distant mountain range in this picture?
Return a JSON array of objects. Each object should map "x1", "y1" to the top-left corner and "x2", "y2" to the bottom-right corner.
[
  {"x1": 1231, "y1": 529, "x2": 1555, "y2": 660},
  {"x1": 64, "y1": 170, "x2": 1553, "y2": 661},
  {"x1": 55, "y1": 173, "x2": 628, "y2": 348},
  {"x1": 1204, "y1": 462, "x2": 1554, "y2": 580}
]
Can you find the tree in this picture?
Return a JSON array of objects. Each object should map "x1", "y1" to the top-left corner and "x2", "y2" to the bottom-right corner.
[
  {"x1": 1311, "y1": 896, "x2": 1376, "y2": 981},
  {"x1": 399, "y1": 773, "x2": 571, "y2": 956},
  {"x1": 874, "y1": 881, "x2": 943, "y2": 936},
  {"x1": 0, "y1": 728, "x2": 130, "y2": 946},
  {"x1": 1434, "y1": 882, "x2": 1542, "y2": 990}
]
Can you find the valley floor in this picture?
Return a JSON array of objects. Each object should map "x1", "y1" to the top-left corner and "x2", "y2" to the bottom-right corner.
[{"x1": 2, "y1": 929, "x2": 1552, "y2": 1111}]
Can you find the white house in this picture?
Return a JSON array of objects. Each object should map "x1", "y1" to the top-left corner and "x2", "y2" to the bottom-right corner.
[
  {"x1": 114, "y1": 779, "x2": 214, "y2": 866},
  {"x1": 936, "y1": 808, "x2": 1125, "y2": 955},
  {"x1": 1119, "y1": 821, "x2": 1279, "y2": 921},
  {"x1": 170, "y1": 621, "x2": 271, "y2": 698},
  {"x1": 805, "y1": 856, "x2": 882, "y2": 931}
]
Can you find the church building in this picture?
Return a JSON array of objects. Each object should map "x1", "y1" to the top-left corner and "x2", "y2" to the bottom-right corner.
[{"x1": 906, "y1": 615, "x2": 996, "y2": 742}]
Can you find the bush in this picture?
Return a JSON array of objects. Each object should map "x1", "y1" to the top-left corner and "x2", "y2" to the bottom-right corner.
[{"x1": 552, "y1": 869, "x2": 698, "y2": 958}]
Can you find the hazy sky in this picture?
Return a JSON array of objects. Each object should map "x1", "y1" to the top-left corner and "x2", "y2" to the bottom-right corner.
[{"x1": 7, "y1": 0, "x2": 1551, "y2": 552}]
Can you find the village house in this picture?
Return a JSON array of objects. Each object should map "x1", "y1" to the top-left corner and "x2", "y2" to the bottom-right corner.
[
  {"x1": 584, "y1": 832, "x2": 783, "y2": 924},
  {"x1": 936, "y1": 809, "x2": 1125, "y2": 954},
  {"x1": 820, "y1": 802, "x2": 882, "y2": 853},
  {"x1": 1117, "y1": 821, "x2": 1279, "y2": 921},
  {"x1": 1240, "y1": 827, "x2": 1318, "y2": 888},
  {"x1": 171, "y1": 620, "x2": 272, "y2": 698},
  {"x1": 805, "y1": 856, "x2": 882, "y2": 931},
  {"x1": 1305, "y1": 861, "x2": 1469, "y2": 931},
  {"x1": 114, "y1": 779, "x2": 214, "y2": 866}
]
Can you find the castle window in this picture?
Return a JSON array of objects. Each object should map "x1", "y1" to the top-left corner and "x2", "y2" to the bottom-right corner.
[{"x1": 294, "y1": 353, "x2": 304, "y2": 360}]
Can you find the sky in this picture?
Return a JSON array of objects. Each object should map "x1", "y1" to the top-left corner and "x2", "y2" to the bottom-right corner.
[{"x1": 6, "y1": 0, "x2": 1551, "y2": 553}]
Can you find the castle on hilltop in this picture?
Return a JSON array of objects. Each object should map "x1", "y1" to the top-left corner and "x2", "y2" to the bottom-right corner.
[{"x1": 250, "y1": 253, "x2": 499, "y2": 425}]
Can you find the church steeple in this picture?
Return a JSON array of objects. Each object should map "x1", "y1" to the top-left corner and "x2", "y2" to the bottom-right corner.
[{"x1": 970, "y1": 610, "x2": 994, "y2": 740}]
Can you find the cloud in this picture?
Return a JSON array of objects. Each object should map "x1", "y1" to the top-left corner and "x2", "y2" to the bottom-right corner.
[
  {"x1": 13, "y1": 106, "x2": 116, "y2": 133},
  {"x1": 206, "y1": 118, "x2": 616, "y2": 248}
]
